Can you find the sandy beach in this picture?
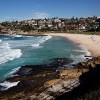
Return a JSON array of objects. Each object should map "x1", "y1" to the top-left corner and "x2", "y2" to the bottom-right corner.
[{"x1": 45, "y1": 33, "x2": 100, "y2": 57}]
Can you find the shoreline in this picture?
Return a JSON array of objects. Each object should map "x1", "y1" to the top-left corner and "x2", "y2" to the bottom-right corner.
[
  {"x1": 44, "y1": 33, "x2": 100, "y2": 57},
  {"x1": 1, "y1": 32, "x2": 100, "y2": 57},
  {"x1": 0, "y1": 32, "x2": 47, "y2": 36},
  {"x1": 0, "y1": 32, "x2": 100, "y2": 99},
  {"x1": 1, "y1": 56, "x2": 100, "y2": 99}
]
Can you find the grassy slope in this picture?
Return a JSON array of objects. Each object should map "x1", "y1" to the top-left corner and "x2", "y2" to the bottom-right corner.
[{"x1": 68, "y1": 30, "x2": 100, "y2": 35}]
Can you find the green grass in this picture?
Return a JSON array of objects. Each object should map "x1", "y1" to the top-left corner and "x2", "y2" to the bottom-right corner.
[
  {"x1": 68, "y1": 30, "x2": 100, "y2": 35},
  {"x1": 45, "y1": 30, "x2": 100, "y2": 35}
]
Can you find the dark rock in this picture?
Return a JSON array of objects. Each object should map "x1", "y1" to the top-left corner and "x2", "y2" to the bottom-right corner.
[
  {"x1": 55, "y1": 58, "x2": 100, "y2": 100},
  {"x1": 16, "y1": 67, "x2": 33, "y2": 76},
  {"x1": 15, "y1": 58, "x2": 72, "y2": 76},
  {"x1": 1, "y1": 57, "x2": 100, "y2": 99},
  {"x1": 0, "y1": 86, "x2": 2, "y2": 91},
  {"x1": 0, "y1": 58, "x2": 71, "y2": 99}
]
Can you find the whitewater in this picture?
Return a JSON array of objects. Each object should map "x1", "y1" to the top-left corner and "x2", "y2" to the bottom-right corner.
[{"x1": 0, "y1": 34, "x2": 90, "y2": 82}]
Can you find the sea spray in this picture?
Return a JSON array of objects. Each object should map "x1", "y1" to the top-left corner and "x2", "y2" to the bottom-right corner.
[
  {"x1": 32, "y1": 35, "x2": 52, "y2": 48},
  {"x1": 0, "y1": 35, "x2": 88, "y2": 80},
  {"x1": 0, "y1": 39, "x2": 2, "y2": 42},
  {"x1": 4, "y1": 67, "x2": 21, "y2": 78},
  {"x1": 0, "y1": 42, "x2": 22, "y2": 65},
  {"x1": 0, "y1": 81, "x2": 20, "y2": 90}
]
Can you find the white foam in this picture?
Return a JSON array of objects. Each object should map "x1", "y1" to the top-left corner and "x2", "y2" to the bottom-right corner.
[
  {"x1": 67, "y1": 47, "x2": 91, "y2": 57},
  {"x1": 78, "y1": 45, "x2": 91, "y2": 56},
  {"x1": 70, "y1": 54, "x2": 86, "y2": 64},
  {"x1": 70, "y1": 44, "x2": 91, "y2": 64},
  {"x1": 40, "y1": 35, "x2": 52, "y2": 43},
  {"x1": 0, "y1": 42, "x2": 22, "y2": 65},
  {"x1": 12, "y1": 34, "x2": 22, "y2": 37},
  {"x1": 72, "y1": 49, "x2": 85, "y2": 52},
  {"x1": 3, "y1": 38, "x2": 9, "y2": 40},
  {"x1": 9, "y1": 67, "x2": 20, "y2": 75},
  {"x1": 0, "y1": 39, "x2": 2, "y2": 42},
  {"x1": 0, "y1": 81, "x2": 20, "y2": 90},
  {"x1": 5, "y1": 67, "x2": 21, "y2": 78},
  {"x1": 32, "y1": 36, "x2": 52, "y2": 48},
  {"x1": 32, "y1": 43, "x2": 41, "y2": 48}
]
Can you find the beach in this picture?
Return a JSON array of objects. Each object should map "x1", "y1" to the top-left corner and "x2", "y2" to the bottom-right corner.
[
  {"x1": 1, "y1": 32, "x2": 100, "y2": 57},
  {"x1": 0, "y1": 33, "x2": 100, "y2": 99},
  {"x1": 45, "y1": 33, "x2": 100, "y2": 57}
]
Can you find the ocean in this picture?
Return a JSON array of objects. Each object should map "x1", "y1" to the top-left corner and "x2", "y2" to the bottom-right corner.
[{"x1": 0, "y1": 34, "x2": 90, "y2": 81}]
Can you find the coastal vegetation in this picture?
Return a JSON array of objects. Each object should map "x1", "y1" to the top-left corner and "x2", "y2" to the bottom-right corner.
[{"x1": 0, "y1": 16, "x2": 100, "y2": 35}]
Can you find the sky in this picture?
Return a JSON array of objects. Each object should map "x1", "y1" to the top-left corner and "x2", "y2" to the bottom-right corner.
[{"x1": 0, "y1": 0, "x2": 100, "y2": 22}]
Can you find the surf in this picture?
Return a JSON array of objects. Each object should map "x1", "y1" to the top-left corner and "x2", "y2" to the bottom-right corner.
[{"x1": 0, "y1": 42, "x2": 22, "y2": 65}]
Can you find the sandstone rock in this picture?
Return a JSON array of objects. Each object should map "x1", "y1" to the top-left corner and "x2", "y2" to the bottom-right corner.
[
  {"x1": 44, "y1": 79, "x2": 62, "y2": 87},
  {"x1": 45, "y1": 96, "x2": 54, "y2": 100},
  {"x1": 47, "y1": 84, "x2": 63, "y2": 93},
  {"x1": 94, "y1": 60, "x2": 100, "y2": 65},
  {"x1": 29, "y1": 95, "x2": 37, "y2": 99},
  {"x1": 1, "y1": 56, "x2": 100, "y2": 99},
  {"x1": 81, "y1": 69, "x2": 89, "y2": 73},
  {"x1": 90, "y1": 62, "x2": 96, "y2": 68},
  {"x1": 97, "y1": 56, "x2": 100, "y2": 60},
  {"x1": 59, "y1": 69, "x2": 82, "y2": 79}
]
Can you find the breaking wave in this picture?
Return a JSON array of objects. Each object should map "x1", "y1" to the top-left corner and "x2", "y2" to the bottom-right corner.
[
  {"x1": 78, "y1": 45, "x2": 91, "y2": 56},
  {"x1": 32, "y1": 35, "x2": 52, "y2": 48},
  {"x1": 0, "y1": 81, "x2": 20, "y2": 90},
  {"x1": 4, "y1": 67, "x2": 21, "y2": 78},
  {"x1": 70, "y1": 54, "x2": 86, "y2": 64},
  {"x1": 0, "y1": 39, "x2": 2, "y2": 42},
  {"x1": 0, "y1": 42, "x2": 22, "y2": 65},
  {"x1": 32, "y1": 43, "x2": 40, "y2": 48},
  {"x1": 70, "y1": 45, "x2": 91, "y2": 64},
  {"x1": 13, "y1": 35, "x2": 22, "y2": 37}
]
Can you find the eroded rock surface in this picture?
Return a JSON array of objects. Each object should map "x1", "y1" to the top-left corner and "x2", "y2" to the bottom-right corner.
[{"x1": 0, "y1": 57, "x2": 100, "y2": 100}]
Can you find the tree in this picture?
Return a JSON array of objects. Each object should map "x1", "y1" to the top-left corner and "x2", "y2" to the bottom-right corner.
[
  {"x1": 71, "y1": 16, "x2": 75, "y2": 20},
  {"x1": 20, "y1": 24, "x2": 34, "y2": 32}
]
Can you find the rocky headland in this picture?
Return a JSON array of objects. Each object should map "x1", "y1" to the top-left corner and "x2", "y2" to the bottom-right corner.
[
  {"x1": 0, "y1": 57, "x2": 100, "y2": 100},
  {"x1": 0, "y1": 29, "x2": 46, "y2": 36}
]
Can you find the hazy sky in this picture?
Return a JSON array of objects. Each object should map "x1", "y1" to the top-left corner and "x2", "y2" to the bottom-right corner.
[{"x1": 0, "y1": 0, "x2": 100, "y2": 21}]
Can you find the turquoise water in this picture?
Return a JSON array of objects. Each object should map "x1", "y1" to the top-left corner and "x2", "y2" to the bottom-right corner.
[{"x1": 0, "y1": 34, "x2": 89, "y2": 80}]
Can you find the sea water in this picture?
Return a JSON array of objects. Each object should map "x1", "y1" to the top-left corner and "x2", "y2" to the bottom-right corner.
[{"x1": 0, "y1": 34, "x2": 90, "y2": 80}]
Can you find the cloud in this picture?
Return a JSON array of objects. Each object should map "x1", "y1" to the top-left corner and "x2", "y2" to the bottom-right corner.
[
  {"x1": 0, "y1": 16, "x2": 22, "y2": 22},
  {"x1": 33, "y1": 11, "x2": 49, "y2": 19},
  {"x1": 0, "y1": 16, "x2": 12, "y2": 20},
  {"x1": 0, "y1": 16, "x2": 11, "y2": 22}
]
